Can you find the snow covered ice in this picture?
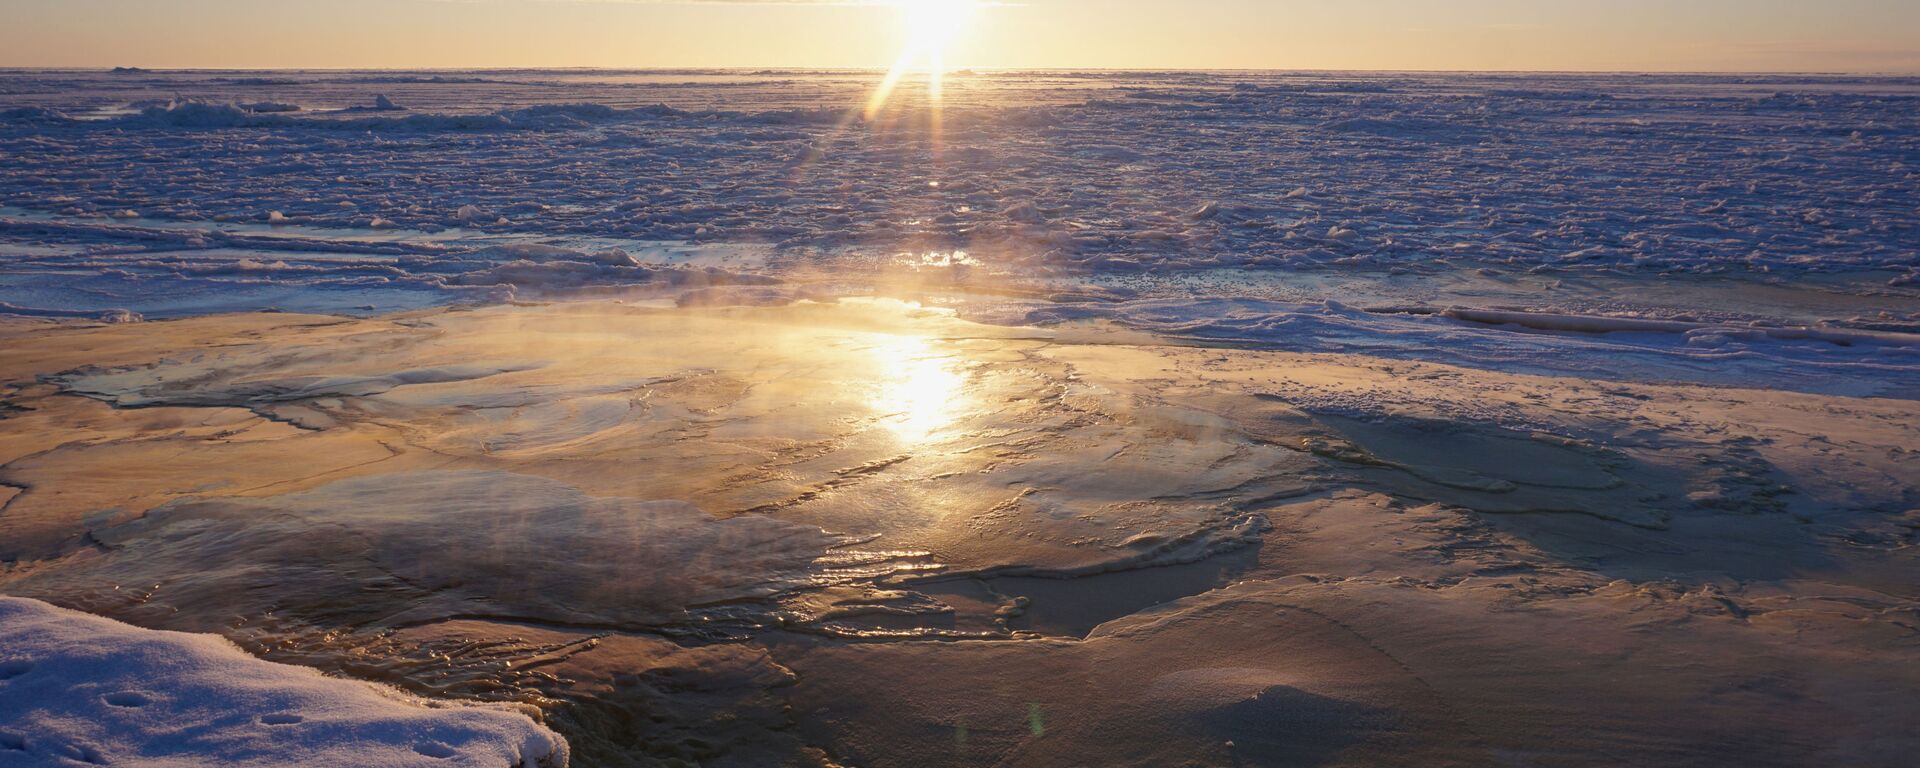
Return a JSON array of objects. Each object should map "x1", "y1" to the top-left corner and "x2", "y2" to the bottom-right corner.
[
  {"x1": 0, "y1": 597, "x2": 567, "y2": 767},
  {"x1": 1, "y1": 69, "x2": 1919, "y2": 767},
  {"x1": 3, "y1": 70, "x2": 1917, "y2": 297},
  {"x1": 0, "y1": 69, "x2": 1915, "y2": 392}
]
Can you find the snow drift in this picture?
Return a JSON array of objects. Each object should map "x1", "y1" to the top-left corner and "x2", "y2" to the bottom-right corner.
[{"x1": 0, "y1": 597, "x2": 569, "y2": 767}]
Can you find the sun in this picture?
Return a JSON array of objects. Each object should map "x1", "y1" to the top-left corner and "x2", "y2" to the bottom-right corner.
[
  {"x1": 900, "y1": 0, "x2": 975, "y2": 55},
  {"x1": 864, "y1": 0, "x2": 981, "y2": 122}
]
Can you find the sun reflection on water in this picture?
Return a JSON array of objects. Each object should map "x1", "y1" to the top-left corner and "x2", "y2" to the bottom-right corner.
[
  {"x1": 868, "y1": 333, "x2": 966, "y2": 443},
  {"x1": 897, "y1": 250, "x2": 979, "y2": 269}
]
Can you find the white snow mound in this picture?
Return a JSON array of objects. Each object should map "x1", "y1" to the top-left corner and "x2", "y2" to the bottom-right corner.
[{"x1": 0, "y1": 597, "x2": 568, "y2": 767}]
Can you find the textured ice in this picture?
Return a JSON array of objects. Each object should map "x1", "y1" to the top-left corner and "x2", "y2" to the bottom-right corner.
[
  {"x1": 0, "y1": 596, "x2": 566, "y2": 767},
  {"x1": 16, "y1": 471, "x2": 907, "y2": 630},
  {"x1": 968, "y1": 294, "x2": 1920, "y2": 398},
  {"x1": 3, "y1": 69, "x2": 1915, "y2": 397},
  {"x1": 3, "y1": 68, "x2": 1920, "y2": 767},
  {"x1": 12, "y1": 301, "x2": 1291, "y2": 584},
  {"x1": 3, "y1": 299, "x2": 1918, "y2": 766},
  {"x1": 4, "y1": 71, "x2": 1916, "y2": 274}
]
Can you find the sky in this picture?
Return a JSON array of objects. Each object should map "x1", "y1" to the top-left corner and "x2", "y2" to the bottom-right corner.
[{"x1": 0, "y1": 0, "x2": 1916, "y2": 73}]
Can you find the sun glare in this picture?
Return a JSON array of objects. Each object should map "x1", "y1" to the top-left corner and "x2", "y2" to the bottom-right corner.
[
  {"x1": 868, "y1": 333, "x2": 966, "y2": 444},
  {"x1": 902, "y1": 0, "x2": 974, "y2": 53},
  {"x1": 864, "y1": 0, "x2": 980, "y2": 122}
]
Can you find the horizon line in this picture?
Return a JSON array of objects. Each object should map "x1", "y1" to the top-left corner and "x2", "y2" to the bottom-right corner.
[{"x1": 2, "y1": 65, "x2": 1917, "y2": 77}]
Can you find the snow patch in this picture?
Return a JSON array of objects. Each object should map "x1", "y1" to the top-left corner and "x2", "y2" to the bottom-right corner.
[{"x1": 0, "y1": 596, "x2": 568, "y2": 767}]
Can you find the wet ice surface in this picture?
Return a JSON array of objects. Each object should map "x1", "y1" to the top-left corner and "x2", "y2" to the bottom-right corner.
[
  {"x1": 2, "y1": 300, "x2": 1918, "y2": 766},
  {"x1": 1, "y1": 70, "x2": 1919, "y2": 767}
]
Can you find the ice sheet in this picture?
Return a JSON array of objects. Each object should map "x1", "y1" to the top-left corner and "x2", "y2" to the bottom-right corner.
[{"x1": 3, "y1": 68, "x2": 1919, "y2": 767}]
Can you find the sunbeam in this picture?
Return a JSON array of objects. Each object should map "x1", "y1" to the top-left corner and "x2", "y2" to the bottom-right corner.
[{"x1": 864, "y1": 0, "x2": 979, "y2": 123}]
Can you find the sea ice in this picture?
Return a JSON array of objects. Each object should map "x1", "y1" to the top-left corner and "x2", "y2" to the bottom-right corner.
[
  {"x1": 1, "y1": 68, "x2": 1918, "y2": 767},
  {"x1": 0, "y1": 597, "x2": 567, "y2": 767}
]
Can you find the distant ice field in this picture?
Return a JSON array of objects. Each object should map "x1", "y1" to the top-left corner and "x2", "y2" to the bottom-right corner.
[
  {"x1": 4, "y1": 69, "x2": 1915, "y2": 274},
  {"x1": 1, "y1": 69, "x2": 1917, "y2": 393}
]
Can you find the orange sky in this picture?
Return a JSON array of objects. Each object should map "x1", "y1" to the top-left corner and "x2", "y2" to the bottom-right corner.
[{"x1": 1, "y1": 0, "x2": 1916, "y2": 72}]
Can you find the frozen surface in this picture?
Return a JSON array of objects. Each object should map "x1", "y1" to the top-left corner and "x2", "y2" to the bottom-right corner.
[
  {"x1": 3, "y1": 69, "x2": 1920, "y2": 768},
  {"x1": 27, "y1": 470, "x2": 928, "y2": 631},
  {"x1": 3, "y1": 301, "x2": 1917, "y2": 766},
  {"x1": 0, "y1": 596, "x2": 567, "y2": 767},
  {"x1": 2, "y1": 70, "x2": 1917, "y2": 396},
  {"x1": 965, "y1": 293, "x2": 1920, "y2": 398},
  {"x1": 1, "y1": 70, "x2": 1915, "y2": 275}
]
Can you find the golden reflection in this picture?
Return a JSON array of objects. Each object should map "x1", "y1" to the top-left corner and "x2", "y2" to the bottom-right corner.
[
  {"x1": 898, "y1": 250, "x2": 979, "y2": 269},
  {"x1": 868, "y1": 333, "x2": 966, "y2": 443}
]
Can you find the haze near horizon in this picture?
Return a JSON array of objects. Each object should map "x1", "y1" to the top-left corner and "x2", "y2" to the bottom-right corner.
[{"x1": 2, "y1": 0, "x2": 1917, "y2": 73}]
